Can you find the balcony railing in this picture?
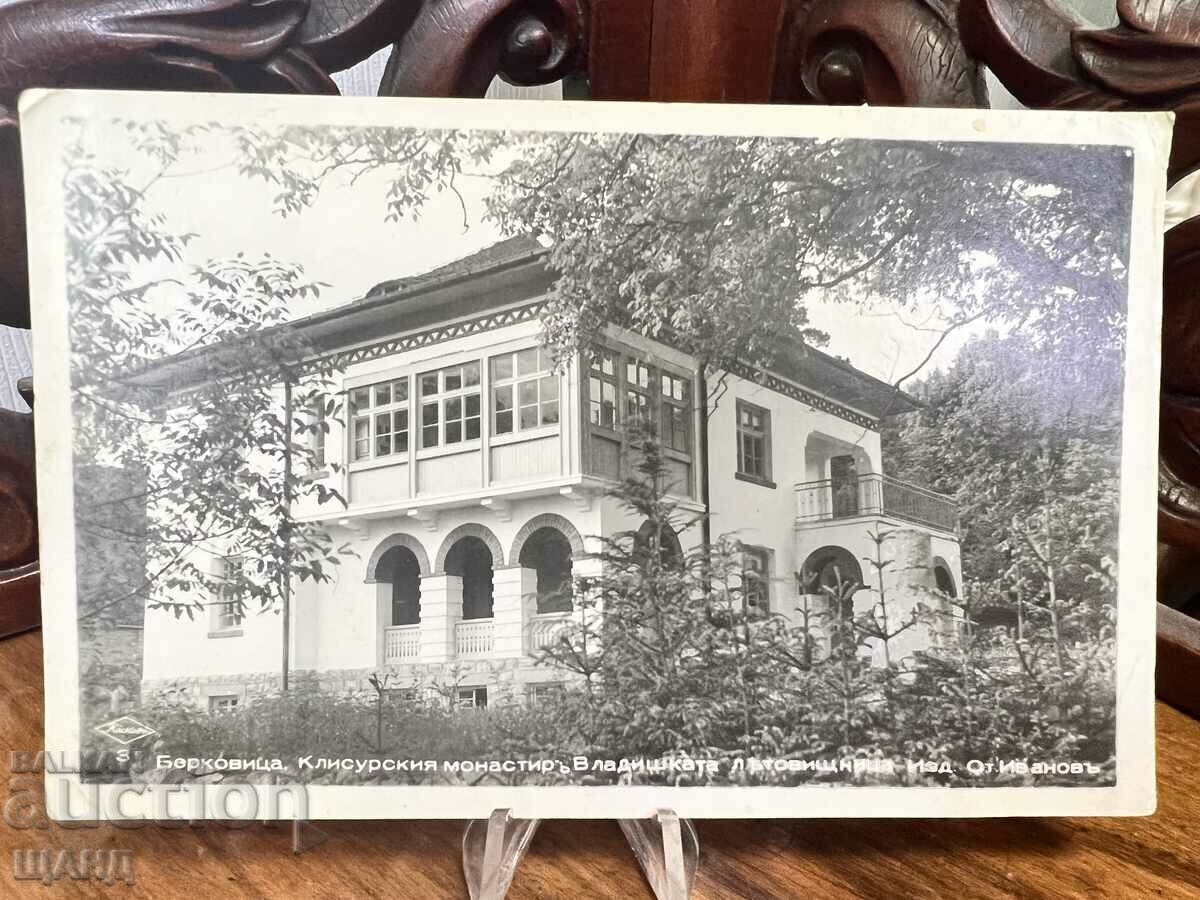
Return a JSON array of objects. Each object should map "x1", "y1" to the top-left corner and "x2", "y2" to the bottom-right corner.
[
  {"x1": 456, "y1": 619, "x2": 495, "y2": 657},
  {"x1": 795, "y1": 473, "x2": 957, "y2": 533},
  {"x1": 383, "y1": 624, "x2": 420, "y2": 663},
  {"x1": 529, "y1": 612, "x2": 571, "y2": 651}
]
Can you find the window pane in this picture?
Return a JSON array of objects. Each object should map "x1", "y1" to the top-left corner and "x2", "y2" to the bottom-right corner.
[
  {"x1": 465, "y1": 417, "x2": 480, "y2": 440},
  {"x1": 446, "y1": 397, "x2": 462, "y2": 421},
  {"x1": 353, "y1": 417, "x2": 371, "y2": 460},
  {"x1": 374, "y1": 384, "x2": 391, "y2": 406},
  {"x1": 540, "y1": 375, "x2": 558, "y2": 400},
  {"x1": 420, "y1": 373, "x2": 438, "y2": 396},
  {"x1": 446, "y1": 421, "x2": 462, "y2": 444},
  {"x1": 444, "y1": 370, "x2": 462, "y2": 392},
  {"x1": 492, "y1": 354, "x2": 513, "y2": 381},
  {"x1": 540, "y1": 400, "x2": 559, "y2": 426},
  {"x1": 375, "y1": 432, "x2": 391, "y2": 456},
  {"x1": 601, "y1": 383, "x2": 616, "y2": 428},
  {"x1": 519, "y1": 405, "x2": 539, "y2": 430},
  {"x1": 517, "y1": 348, "x2": 539, "y2": 376},
  {"x1": 496, "y1": 409, "x2": 513, "y2": 434},
  {"x1": 394, "y1": 379, "x2": 408, "y2": 402},
  {"x1": 422, "y1": 425, "x2": 438, "y2": 448},
  {"x1": 396, "y1": 409, "x2": 409, "y2": 432},
  {"x1": 396, "y1": 431, "x2": 409, "y2": 453},
  {"x1": 518, "y1": 380, "x2": 538, "y2": 406},
  {"x1": 494, "y1": 384, "x2": 513, "y2": 412},
  {"x1": 465, "y1": 393, "x2": 480, "y2": 417},
  {"x1": 463, "y1": 361, "x2": 480, "y2": 387},
  {"x1": 422, "y1": 403, "x2": 438, "y2": 426},
  {"x1": 351, "y1": 388, "x2": 370, "y2": 413},
  {"x1": 602, "y1": 354, "x2": 614, "y2": 376}
]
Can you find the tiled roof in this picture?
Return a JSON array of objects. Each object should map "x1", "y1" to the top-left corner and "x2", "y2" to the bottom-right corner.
[{"x1": 0, "y1": 325, "x2": 31, "y2": 412}]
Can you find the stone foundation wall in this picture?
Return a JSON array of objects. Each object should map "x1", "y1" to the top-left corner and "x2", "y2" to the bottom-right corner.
[{"x1": 142, "y1": 657, "x2": 569, "y2": 708}]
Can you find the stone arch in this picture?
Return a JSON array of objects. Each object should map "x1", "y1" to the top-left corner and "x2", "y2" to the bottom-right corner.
[
  {"x1": 434, "y1": 523, "x2": 506, "y2": 573},
  {"x1": 365, "y1": 533, "x2": 431, "y2": 582},
  {"x1": 509, "y1": 513, "x2": 586, "y2": 564},
  {"x1": 932, "y1": 556, "x2": 957, "y2": 598},
  {"x1": 799, "y1": 545, "x2": 864, "y2": 594},
  {"x1": 636, "y1": 519, "x2": 684, "y2": 565}
]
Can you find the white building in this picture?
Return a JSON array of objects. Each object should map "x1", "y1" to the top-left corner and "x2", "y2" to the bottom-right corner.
[{"x1": 139, "y1": 237, "x2": 961, "y2": 711}]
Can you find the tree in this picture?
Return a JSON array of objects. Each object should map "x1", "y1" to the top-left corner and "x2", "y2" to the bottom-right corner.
[
  {"x1": 535, "y1": 422, "x2": 791, "y2": 780},
  {"x1": 65, "y1": 120, "x2": 351, "y2": 636},
  {"x1": 883, "y1": 330, "x2": 1121, "y2": 779},
  {"x1": 225, "y1": 127, "x2": 1132, "y2": 380}
]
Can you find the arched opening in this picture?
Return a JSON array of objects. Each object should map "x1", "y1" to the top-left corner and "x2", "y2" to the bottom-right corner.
[
  {"x1": 519, "y1": 527, "x2": 574, "y2": 614},
  {"x1": 635, "y1": 520, "x2": 683, "y2": 567},
  {"x1": 445, "y1": 536, "x2": 495, "y2": 620},
  {"x1": 800, "y1": 546, "x2": 863, "y2": 596},
  {"x1": 933, "y1": 559, "x2": 957, "y2": 598},
  {"x1": 801, "y1": 545, "x2": 863, "y2": 658},
  {"x1": 377, "y1": 546, "x2": 422, "y2": 626}
]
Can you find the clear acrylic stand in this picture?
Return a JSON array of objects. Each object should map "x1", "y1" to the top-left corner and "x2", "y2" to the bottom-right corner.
[
  {"x1": 618, "y1": 811, "x2": 699, "y2": 899},
  {"x1": 462, "y1": 808, "x2": 698, "y2": 899}
]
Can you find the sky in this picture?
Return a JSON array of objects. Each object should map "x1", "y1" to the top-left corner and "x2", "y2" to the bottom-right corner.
[{"x1": 124, "y1": 130, "x2": 987, "y2": 387}]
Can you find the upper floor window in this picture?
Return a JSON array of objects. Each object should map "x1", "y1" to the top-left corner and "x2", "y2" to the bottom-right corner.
[
  {"x1": 588, "y1": 351, "x2": 619, "y2": 430},
  {"x1": 491, "y1": 348, "x2": 559, "y2": 435},
  {"x1": 660, "y1": 373, "x2": 691, "y2": 453},
  {"x1": 625, "y1": 360, "x2": 652, "y2": 426},
  {"x1": 736, "y1": 400, "x2": 772, "y2": 483},
  {"x1": 588, "y1": 348, "x2": 692, "y2": 449},
  {"x1": 308, "y1": 396, "x2": 327, "y2": 469},
  {"x1": 419, "y1": 362, "x2": 480, "y2": 448},
  {"x1": 350, "y1": 379, "x2": 409, "y2": 461}
]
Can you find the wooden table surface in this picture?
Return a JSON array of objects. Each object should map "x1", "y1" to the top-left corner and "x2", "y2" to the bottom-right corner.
[{"x1": 2, "y1": 630, "x2": 1198, "y2": 899}]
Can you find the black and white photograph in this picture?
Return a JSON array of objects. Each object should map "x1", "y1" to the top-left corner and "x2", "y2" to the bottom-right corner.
[{"x1": 26, "y1": 92, "x2": 1165, "y2": 819}]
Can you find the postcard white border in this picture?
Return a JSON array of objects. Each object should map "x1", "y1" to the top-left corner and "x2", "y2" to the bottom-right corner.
[{"x1": 23, "y1": 90, "x2": 1169, "y2": 820}]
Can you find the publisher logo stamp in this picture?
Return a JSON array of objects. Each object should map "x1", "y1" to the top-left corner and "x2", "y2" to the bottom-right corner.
[{"x1": 93, "y1": 717, "x2": 156, "y2": 746}]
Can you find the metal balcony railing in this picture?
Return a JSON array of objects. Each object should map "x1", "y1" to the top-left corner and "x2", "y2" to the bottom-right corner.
[{"x1": 795, "y1": 473, "x2": 957, "y2": 533}]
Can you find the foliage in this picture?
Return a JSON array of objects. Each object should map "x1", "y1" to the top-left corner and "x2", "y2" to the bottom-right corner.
[
  {"x1": 227, "y1": 125, "x2": 1133, "y2": 374},
  {"x1": 65, "y1": 119, "x2": 352, "y2": 625},
  {"x1": 881, "y1": 329, "x2": 1121, "y2": 781}
]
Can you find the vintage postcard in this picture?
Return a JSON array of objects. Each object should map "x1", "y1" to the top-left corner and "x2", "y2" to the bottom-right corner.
[{"x1": 23, "y1": 90, "x2": 1168, "y2": 820}]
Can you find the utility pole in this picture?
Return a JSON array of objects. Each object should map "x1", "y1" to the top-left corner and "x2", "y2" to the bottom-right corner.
[{"x1": 281, "y1": 375, "x2": 293, "y2": 692}]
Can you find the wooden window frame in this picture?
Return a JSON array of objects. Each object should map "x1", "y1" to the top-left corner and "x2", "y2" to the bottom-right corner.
[
  {"x1": 735, "y1": 399, "x2": 774, "y2": 488},
  {"x1": 349, "y1": 377, "x2": 411, "y2": 462},
  {"x1": 418, "y1": 362, "x2": 481, "y2": 450},
  {"x1": 581, "y1": 341, "x2": 697, "y2": 499},
  {"x1": 490, "y1": 346, "x2": 561, "y2": 437}
]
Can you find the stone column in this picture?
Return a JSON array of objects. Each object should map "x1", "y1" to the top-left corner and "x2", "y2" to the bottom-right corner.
[
  {"x1": 419, "y1": 574, "x2": 462, "y2": 663},
  {"x1": 874, "y1": 528, "x2": 936, "y2": 667},
  {"x1": 570, "y1": 553, "x2": 604, "y2": 629},
  {"x1": 492, "y1": 566, "x2": 537, "y2": 658}
]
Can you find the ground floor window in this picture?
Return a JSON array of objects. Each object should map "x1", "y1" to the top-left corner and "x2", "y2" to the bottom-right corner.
[
  {"x1": 457, "y1": 686, "x2": 488, "y2": 709},
  {"x1": 741, "y1": 546, "x2": 771, "y2": 613},
  {"x1": 527, "y1": 683, "x2": 564, "y2": 708},
  {"x1": 208, "y1": 694, "x2": 239, "y2": 714}
]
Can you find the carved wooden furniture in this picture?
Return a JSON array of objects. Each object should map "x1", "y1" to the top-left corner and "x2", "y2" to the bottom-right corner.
[{"x1": 2, "y1": 0, "x2": 1198, "y2": 715}]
